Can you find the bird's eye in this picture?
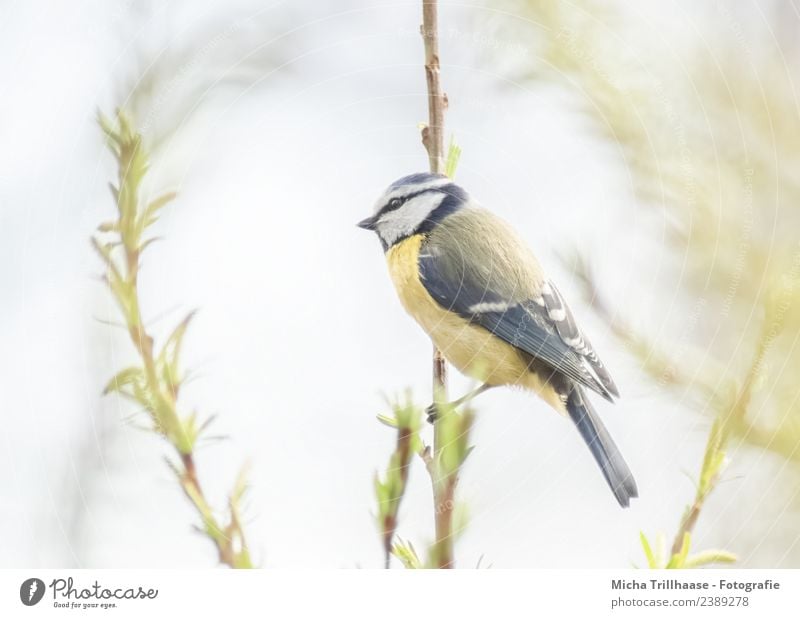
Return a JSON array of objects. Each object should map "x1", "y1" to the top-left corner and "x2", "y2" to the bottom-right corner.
[{"x1": 388, "y1": 197, "x2": 403, "y2": 209}]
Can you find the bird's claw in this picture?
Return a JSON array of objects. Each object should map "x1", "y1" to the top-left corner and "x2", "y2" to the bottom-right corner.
[{"x1": 425, "y1": 403, "x2": 439, "y2": 425}]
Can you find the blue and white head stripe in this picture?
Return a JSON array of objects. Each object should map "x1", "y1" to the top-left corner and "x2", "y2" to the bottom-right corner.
[
  {"x1": 372, "y1": 173, "x2": 453, "y2": 215},
  {"x1": 365, "y1": 172, "x2": 475, "y2": 250}
]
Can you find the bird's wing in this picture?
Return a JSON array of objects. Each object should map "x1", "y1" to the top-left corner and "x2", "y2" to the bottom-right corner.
[
  {"x1": 534, "y1": 279, "x2": 619, "y2": 398},
  {"x1": 419, "y1": 210, "x2": 618, "y2": 401}
]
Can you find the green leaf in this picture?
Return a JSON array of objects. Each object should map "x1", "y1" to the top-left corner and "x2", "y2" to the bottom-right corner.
[
  {"x1": 640, "y1": 531, "x2": 658, "y2": 569},
  {"x1": 684, "y1": 549, "x2": 738, "y2": 568},
  {"x1": 395, "y1": 402, "x2": 422, "y2": 431},
  {"x1": 98, "y1": 113, "x2": 122, "y2": 149},
  {"x1": 140, "y1": 191, "x2": 177, "y2": 231},
  {"x1": 158, "y1": 311, "x2": 197, "y2": 390},
  {"x1": 391, "y1": 539, "x2": 423, "y2": 569},
  {"x1": 445, "y1": 135, "x2": 462, "y2": 179},
  {"x1": 176, "y1": 410, "x2": 214, "y2": 454},
  {"x1": 376, "y1": 413, "x2": 398, "y2": 428},
  {"x1": 116, "y1": 110, "x2": 132, "y2": 140},
  {"x1": 103, "y1": 366, "x2": 145, "y2": 395}
]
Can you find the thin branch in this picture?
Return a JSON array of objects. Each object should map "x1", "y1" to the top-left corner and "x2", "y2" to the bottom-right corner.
[
  {"x1": 382, "y1": 426, "x2": 413, "y2": 568},
  {"x1": 420, "y1": 1, "x2": 447, "y2": 175},
  {"x1": 374, "y1": 399, "x2": 421, "y2": 569},
  {"x1": 669, "y1": 328, "x2": 769, "y2": 557},
  {"x1": 96, "y1": 111, "x2": 252, "y2": 568},
  {"x1": 419, "y1": 0, "x2": 458, "y2": 570}
]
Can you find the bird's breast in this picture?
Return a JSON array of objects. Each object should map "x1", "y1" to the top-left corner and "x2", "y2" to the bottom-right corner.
[
  {"x1": 385, "y1": 234, "x2": 475, "y2": 347},
  {"x1": 384, "y1": 234, "x2": 564, "y2": 413}
]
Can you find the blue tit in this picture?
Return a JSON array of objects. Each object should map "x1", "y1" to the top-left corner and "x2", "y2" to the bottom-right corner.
[{"x1": 358, "y1": 172, "x2": 638, "y2": 507}]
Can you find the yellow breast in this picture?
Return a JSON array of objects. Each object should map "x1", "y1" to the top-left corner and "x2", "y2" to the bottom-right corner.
[{"x1": 385, "y1": 234, "x2": 564, "y2": 413}]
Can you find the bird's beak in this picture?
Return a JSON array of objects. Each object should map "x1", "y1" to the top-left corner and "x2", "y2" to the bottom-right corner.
[{"x1": 357, "y1": 215, "x2": 377, "y2": 231}]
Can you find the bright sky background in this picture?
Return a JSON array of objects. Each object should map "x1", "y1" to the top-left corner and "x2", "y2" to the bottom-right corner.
[{"x1": 1, "y1": 0, "x2": 797, "y2": 568}]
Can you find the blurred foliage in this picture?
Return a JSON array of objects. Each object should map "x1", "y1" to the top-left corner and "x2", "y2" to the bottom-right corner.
[
  {"x1": 375, "y1": 394, "x2": 423, "y2": 568},
  {"x1": 519, "y1": 0, "x2": 800, "y2": 460},
  {"x1": 517, "y1": 0, "x2": 800, "y2": 566},
  {"x1": 639, "y1": 531, "x2": 736, "y2": 570},
  {"x1": 115, "y1": 3, "x2": 289, "y2": 150},
  {"x1": 391, "y1": 538, "x2": 424, "y2": 569},
  {"x1": 94, "y1": 110, "x2": 253, "y2": 568},
  {"x1": 423, "y1": 399, "x2": 476, "y2": 569},
  {"x1": 639, "y1": 416, "x2": 737, "y2": 569},
  {"x1": 445, "y1": 135, "x2": 463, "y2": 179},
  {"x1": 374, "y1": 393, "x2": 475, "y2": 569}
]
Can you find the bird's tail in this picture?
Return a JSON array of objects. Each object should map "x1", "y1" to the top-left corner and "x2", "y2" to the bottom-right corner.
[{"x1": 566, "y1": 386, "x2": 638, "y2": 507}]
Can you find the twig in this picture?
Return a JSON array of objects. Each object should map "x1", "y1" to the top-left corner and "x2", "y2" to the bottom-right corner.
[
  {"x1": 375, "y1": 399, "x2": 421, "y2": 569},
  {"x1": 420, "y1": 1, "x2": 447, "y2": 175},
  {"x1": 382, "y1": 427, "x2": 413, "y2": 568},
  {"x1": 668, "y1": 420, "x2": 724, "y2": 557},
  {"x1": 669, "y1": 328, "x2": 769, "y2": 557},
  {"x1": 96, "y1": 110, "x2": 252, "y2": 568},
  {"x1": 419, "y1": 0, "x2": 458, "y2": 569}
]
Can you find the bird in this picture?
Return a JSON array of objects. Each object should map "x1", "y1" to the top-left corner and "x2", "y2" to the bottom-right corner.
[{"x1": 358, "y1": 172, "x2": 638, "y2": 507}]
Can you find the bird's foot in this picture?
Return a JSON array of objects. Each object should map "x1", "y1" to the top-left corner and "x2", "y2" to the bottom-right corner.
[
  {"x1": 425, "y1": 403, "x2": 439, "y2": 425},
  {"x1": 425, "y1": 384, "x2": 494, "y2": 424}
]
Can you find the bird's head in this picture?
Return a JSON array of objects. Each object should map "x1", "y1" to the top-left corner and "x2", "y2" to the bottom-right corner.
[{"x1": 357, "y1": 172, "x2": 470, "y2": 250}]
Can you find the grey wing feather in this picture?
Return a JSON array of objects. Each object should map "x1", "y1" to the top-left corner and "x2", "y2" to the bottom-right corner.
[
  {"x1": 419, "y1": 214, "x2": 617, "y2": 401},
  {"x1": 539, "y1": 280, "x2": 619, "y2": 398}
]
